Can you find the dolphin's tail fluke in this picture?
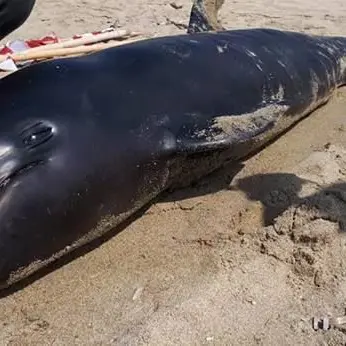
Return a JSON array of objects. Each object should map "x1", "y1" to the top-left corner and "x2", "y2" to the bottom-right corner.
[{"x1": 187, "y1": 0, "x2": 225, "y2": 34}]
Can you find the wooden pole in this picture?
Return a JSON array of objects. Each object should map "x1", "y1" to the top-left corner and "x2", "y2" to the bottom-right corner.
[
  {"x1": 0, "y1": 36, "x2": 145, "y2": 63},
  {"x1": 23, "y1": 29, "x2": 139, "y2": 53}
]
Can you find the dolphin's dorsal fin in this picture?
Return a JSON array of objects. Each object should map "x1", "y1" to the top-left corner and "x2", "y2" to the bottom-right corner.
[{"x1": 187, "y1": 0, "x2": 225, "y2": 34}]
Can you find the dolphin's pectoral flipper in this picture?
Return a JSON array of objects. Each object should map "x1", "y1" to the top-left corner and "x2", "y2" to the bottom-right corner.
[
  {"x1": 187, "y1": 0, "x2": 226, "y2": 34},
  {"x1": 170, "y1": 108, "x2": 287, "y2": 188},
  {"x1": 176, "y1": 105, "x2": 288, "y2": 156}
]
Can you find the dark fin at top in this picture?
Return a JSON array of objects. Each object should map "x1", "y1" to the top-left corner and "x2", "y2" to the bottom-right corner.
[{"x1": 187, "y1": 0, "x2": 225, "y2": 34}]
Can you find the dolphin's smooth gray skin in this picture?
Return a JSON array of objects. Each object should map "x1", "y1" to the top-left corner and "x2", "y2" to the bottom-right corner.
[{"x1": 0, "y1": 27, "x2": 346, "y2": 289}]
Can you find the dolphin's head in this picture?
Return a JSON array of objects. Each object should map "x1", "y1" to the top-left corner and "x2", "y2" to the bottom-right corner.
[{"x1": 0, "y1": 59, "x2": 155, "y2": 289}]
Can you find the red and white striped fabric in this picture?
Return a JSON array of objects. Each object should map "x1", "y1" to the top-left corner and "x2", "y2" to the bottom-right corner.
[
  {"x1": 0, "y1": 27, "x2": 116, "y2": 72},
  {"x1": 0, "y1": 34, "x2": 59, "y2": 55}
]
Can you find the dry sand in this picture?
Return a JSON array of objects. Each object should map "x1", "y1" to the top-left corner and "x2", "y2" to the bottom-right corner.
[{"x1": 1, "y1": 0, "x2": 346, "y2": 345}]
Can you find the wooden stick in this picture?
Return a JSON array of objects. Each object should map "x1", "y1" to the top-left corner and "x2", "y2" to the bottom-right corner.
[
  {"x1": 17, "y1": 29, "x2": 139, "y2": 53},
  {"x1": 0, "y1": 29, "x2": 142, "y2": 63},
  {"x1": 2, "y1": 37, "x2": 145, "y2": 62}
]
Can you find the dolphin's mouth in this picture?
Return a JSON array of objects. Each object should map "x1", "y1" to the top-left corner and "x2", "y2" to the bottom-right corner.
[{"x1": 0, "y1": 160, "x2": 44, "y2": 190}]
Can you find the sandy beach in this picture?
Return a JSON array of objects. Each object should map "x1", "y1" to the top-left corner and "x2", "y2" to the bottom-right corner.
[{"x1": 1, "y1": 0, "x2": 346, "y2": 345}]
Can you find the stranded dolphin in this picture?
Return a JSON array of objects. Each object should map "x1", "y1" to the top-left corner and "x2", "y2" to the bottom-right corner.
[{"x1": 0, "y1": 26, "x2": 346, "y2": 289}]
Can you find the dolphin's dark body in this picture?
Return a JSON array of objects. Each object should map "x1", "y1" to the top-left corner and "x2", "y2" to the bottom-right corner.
[{"x1": 0, "y1": 28, "x2": 346, "y2": 289}]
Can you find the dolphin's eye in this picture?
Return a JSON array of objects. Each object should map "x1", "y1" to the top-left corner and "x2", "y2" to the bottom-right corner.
[{"x1": 21, "y1": 122, "x2": 54, "y2": 149}]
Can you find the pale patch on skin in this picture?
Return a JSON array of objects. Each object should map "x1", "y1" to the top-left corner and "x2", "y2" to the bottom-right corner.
[
  {"x1": 211, "y1": 103, "x2": 289, "y2": 142},
  {"x1": 245, "y1": 49, "x2": 257, "y2": 58},
  {"x1": 278, "y1": 60, "x2": 286, "y2": 68},
  {"x1": 0, "y1": 161, "x2": 16, "y2": 179},
  {"x1": 339, "y1": 56, "x2": 346, "y2": 79},
  {"x1": 255, "y1": 63, "x2": 263, "y2": 71},
  {"x1": 310, "y1": 70, "x2": 321, "y2": 102},
  {"x1": 0, "y1": 145, "x2": 17, "y2": 186},
  {"x1": 0, "y1": 145, "x2": 13, "y2": 158},
  {"x1": 216, "y1": 44, "x2": 228, "y2": 53},
  {"x1": 242, "y1": 48, "x2": 264, "y2": 71},
  {"x1": 270, "y1": 84, "x2": 285, "y2": 101},
  {"x1": 209, "y1": 84, "x2": 333, "y2": 148}
]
